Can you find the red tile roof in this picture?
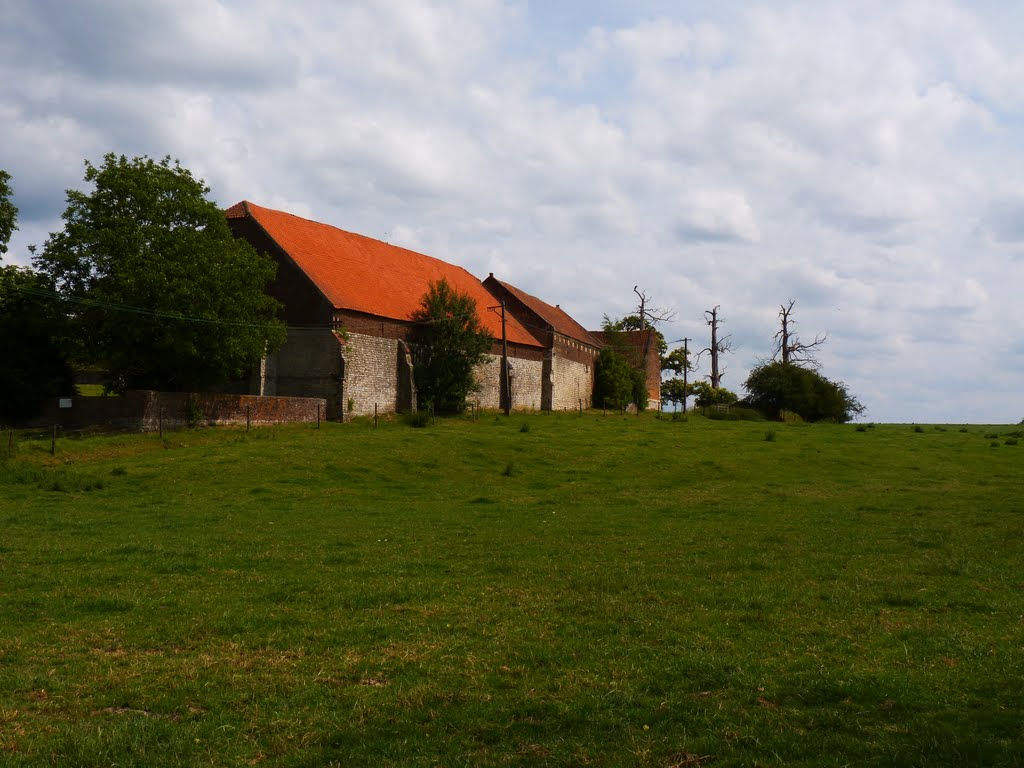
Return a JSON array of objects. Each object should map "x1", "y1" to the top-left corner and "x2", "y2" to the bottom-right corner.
[
  {"x1": 227, "y1": 201, "x2": 542, "y2": 347},
  {"x1": 486, "y1": 277, "x2": 602, "y2": 348}
]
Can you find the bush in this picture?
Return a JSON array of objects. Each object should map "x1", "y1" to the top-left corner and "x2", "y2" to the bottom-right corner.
[
  {"x1": 701, "y1": 406, "x2": 764, "y2": 421},
  {"x1": 743, "y1": 362, "x2": 864, "y2": 423},
  {"x1": 403, "y1": 411, "x2": 431, "y2": 428}
]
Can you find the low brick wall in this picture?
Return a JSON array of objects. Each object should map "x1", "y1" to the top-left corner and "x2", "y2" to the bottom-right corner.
[{"x1": 23, "y1": 391, "x2": 328, "y2": 432}]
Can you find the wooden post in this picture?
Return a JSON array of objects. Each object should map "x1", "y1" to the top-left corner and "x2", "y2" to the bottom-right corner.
[
  {"x1": 51, "y1": 424, "x2": 56, "y2": 456},
  {"x1": 246, "y1": 405, "x2": 251, "y2": 432},
  {"x1": 317, "y1": 402, "x2": 321, "y2": 429}
]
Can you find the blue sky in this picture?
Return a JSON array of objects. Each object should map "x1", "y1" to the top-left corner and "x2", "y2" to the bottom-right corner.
[{"x1": 1, "y1": 0, "x2": 1022, "y2": 422}]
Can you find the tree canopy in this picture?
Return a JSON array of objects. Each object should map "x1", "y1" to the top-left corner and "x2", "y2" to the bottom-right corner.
[
  {"x1": 411, "y1": 279, "x2": 493, "y2": 413},
  {"x1": 743, "y1": 361, "x2": 863, "y2": 423},
  {"x1": 594, "y1": 346, "x2": 646, "y2": 411},
  {"x1": 34, "y1": 154, "x2": 284, "y2": 393},
  {"x1": 0, "y1": 169, "x2": 16, "y2": 258}
]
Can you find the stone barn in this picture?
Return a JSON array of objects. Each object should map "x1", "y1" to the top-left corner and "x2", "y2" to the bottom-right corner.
[
  {"x1": 483, "y1": 275, "x2": 602, "y2": 411},
  {"x1": 226, "y1": 201, "x2": 545, "y2": 419}
]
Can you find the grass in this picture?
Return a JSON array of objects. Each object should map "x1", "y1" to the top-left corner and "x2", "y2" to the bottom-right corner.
[{"x1": 1, "y1": 414, "x2": 1022, "y2": 766}]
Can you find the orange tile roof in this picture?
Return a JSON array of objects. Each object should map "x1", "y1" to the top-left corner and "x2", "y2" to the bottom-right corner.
[
  {"x1": 487, "y1": 277, "x2": 602, "y2": 348},
  {"x1": 227, "y1": 201, "x2": 542, "y2": 348}
]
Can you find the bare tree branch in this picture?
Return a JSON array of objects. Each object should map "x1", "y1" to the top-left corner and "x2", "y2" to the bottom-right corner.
[
  {"x1": 633, "y1": 285, "x2": 676, "y2": 330},
  {"x1": 773, "y1": 299, "x2": 826, "y2": 368}
]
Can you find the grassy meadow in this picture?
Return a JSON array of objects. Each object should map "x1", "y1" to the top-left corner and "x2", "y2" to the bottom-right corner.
[{"x1": 1, "y1": 412, "x2": 1022, "y2": 767}]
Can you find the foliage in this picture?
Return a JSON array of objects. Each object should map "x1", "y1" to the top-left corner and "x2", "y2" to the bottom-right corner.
[
  {"x1": 744, "y1": 361, "x2": 864, "y2": 423},
  {"x1": 594, "y1": 346, "x2": 645, "y2": 410},
  {"x1": 660, "y1": 377, "x2": 690, "y2": 408},
  {"x1": 0, "y1": 266, "x2": 77, "y2": 422},
  {"x1": 411, "y1": 278, "x2": 492, "y2": 413},
  {"x1": 660, "y1": 345, "x2": 692, "y2": 376},
  {"x1": 402, "y1": 410, "x2": 431, "y2": 428},
  {"x1": 0, "y1": 169, "x2": 16, "y2": 258},
  {"x1": 34, "y1": 154, "x2": 284, "y2": 393},
  {"x1": 699, "y1": 405, "x2": 765, "y2": 421},
  {"x1": 690, "y1": 380, "x2": 738, "y2": 407}
]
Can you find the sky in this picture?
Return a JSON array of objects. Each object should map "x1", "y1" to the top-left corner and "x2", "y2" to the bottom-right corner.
[{"x1": 2, "y1": 0, "x2": 1022, "y2": 423}]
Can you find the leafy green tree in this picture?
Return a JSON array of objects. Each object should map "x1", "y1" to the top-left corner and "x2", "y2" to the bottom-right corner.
[
  {"x1": 691, "y1": 381, "x2": 738, "y2": 408},
  {"x1": 411, "y1": 279, "x2": 492, "y2": 413},
  {"x1": 594, "y1": 346, "x2": 645, "y2": 410},
  {"x1": 660, "y1": 377, "x2": 690, "y2": 409},
  {"x1": 34, "y1": 154, "x2": 284, "y2": 393},
  {"x1": 0, "y1": 169, "x2": 16, "y2": 259},
  {"x1": 661, "y1": 346, "x2": 692, "y2": 377},
  {"x1": 743, "y1": 361, "x2": 863, "y2": 422}
]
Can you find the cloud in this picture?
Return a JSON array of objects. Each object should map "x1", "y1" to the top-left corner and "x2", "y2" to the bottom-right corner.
[{"x1": 1, "y1": 0, "x2": 1023, "y2": 422}]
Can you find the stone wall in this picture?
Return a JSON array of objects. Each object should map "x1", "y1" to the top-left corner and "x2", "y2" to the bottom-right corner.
[
  {"x1": 549, "y1": 352, "x2": 594, "y2": 411},
  {"x1": 472, "y1": 353, "x2": 544, "y2": 411},
  {"x1": 341, "y1": 332, "x2": 415, "y2": 417}
]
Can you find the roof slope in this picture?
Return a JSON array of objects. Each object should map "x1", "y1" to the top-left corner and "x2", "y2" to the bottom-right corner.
[
  {"x1": 486, "y1": 276, "x2": 602, "y2": 348},
  {"x1": 227, "y1": 201, "x2": 541, "y2": 347}
]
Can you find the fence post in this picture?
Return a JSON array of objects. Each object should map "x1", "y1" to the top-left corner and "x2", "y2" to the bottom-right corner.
[
  {"x1": 51, "y1": 424, "x2": 57, "y2": 456},
  {"x1": 246, "y1": 405, "x2": 251, "y2": 432},
  {"x1": 317, "y1": 402, "x2": 321, "y2": 429}
]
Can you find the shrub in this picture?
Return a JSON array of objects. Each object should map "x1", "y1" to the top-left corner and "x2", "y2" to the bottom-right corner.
[
  {"x1": 403, "y1": 411, "x2": 431, "y2": 428},
  {"x1": 743, "y1": 361, "x2": 864, "y2": 423}
]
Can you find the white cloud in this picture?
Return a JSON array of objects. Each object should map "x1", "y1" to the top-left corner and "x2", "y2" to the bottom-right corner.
[{"x1": 1, "y1": 0, "x2": 1023, "y2": 422}]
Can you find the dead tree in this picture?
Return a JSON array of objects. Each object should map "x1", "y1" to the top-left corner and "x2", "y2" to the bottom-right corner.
[
  {"x1": 774, "y1": 299, "x2": 826, "y2": 368},
  {"x1": 697, "y1": 305, "x2": 734, "y2": 389},
  {"x1": 633, "y1": 286, "x2": 676, "y2": 331}
]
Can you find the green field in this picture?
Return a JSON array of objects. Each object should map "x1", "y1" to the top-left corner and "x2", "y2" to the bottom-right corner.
[{"x1": 1, "y1": 414, "x2": 1022, "y2": 767}]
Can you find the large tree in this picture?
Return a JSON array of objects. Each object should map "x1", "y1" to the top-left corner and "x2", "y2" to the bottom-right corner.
[
  {"x1": 0, "y1": 169, "x2": 16, "y2": 258},
  {"x1": 34, "y1": 154, "x2": 284, "y2": 393},
  {"x1": 697, "y1": 305, "x2": 735, "y2": 389},
  {"x1": 411, "y1": 279, "x2": 493, "y2": 413}
]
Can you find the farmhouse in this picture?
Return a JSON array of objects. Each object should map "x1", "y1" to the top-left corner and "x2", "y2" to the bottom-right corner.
[{"x1": 225, "y1": 201, "x2": 591, "y2": 418}]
